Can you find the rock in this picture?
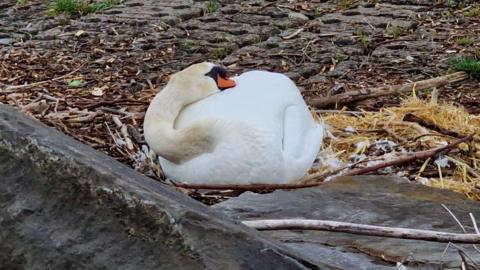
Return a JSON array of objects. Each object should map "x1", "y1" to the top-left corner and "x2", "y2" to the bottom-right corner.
[
  {"x1": 321, "y1": 13, "x2": 415, "y2": 29},
  {"x1": 333, "y1": 36, "x2": 356, "y2": 46},
  {"x1": 288, "y1": 12, "x2": 309, "y2": 22},
  {"x1": 0, "y1": 38, "x2": 13, "y2": 45},
  {"x1": 214, "y1": 176, "x2": 480, "y2": 269},
  {"x1": 221, "y1": 4, "x2": 241, "y2": 15},
  {"x1": 327, "y1": 60, "x2": 357, "y2": 78},
  {"x1": 0, "y1": 104, "x2": 335, "y2": 270}
]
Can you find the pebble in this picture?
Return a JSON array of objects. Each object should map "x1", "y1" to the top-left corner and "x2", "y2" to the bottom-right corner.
[
  {"x1": 0, "y1": 38, "x2": 13, "y2": 45},
  {"x1": 288, "y1": 12, "x2": 309, "y2": 22}
]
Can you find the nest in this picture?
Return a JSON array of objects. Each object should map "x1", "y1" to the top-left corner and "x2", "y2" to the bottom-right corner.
[{"x1": 318, "y1": 95, "x2": 480, "y2": 200}]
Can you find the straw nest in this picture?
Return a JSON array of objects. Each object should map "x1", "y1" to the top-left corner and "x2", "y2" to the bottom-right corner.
[{"x1": 317, "y1": 95, "x2": 480, "y2": 200}]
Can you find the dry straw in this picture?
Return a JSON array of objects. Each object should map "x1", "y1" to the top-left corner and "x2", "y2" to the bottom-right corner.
[{"x1": 319, "y1": 96, "x2": 480, "y2": 200}]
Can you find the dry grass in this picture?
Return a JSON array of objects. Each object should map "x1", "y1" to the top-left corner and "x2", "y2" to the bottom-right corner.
[{"x1": 318, "y1": 94, "x2": 480, "y2": 200}]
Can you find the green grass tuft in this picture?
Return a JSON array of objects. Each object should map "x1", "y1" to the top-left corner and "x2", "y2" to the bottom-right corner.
[
  {"x1": 451, "y1": 57, "x2": 480, "y2": 78},
  {"x1": 465, "y1": 6, "x2": 480, "y2": 17},
  {"x1": 356, "y1": 29, "x2": 371, "y2": 49},
  {"x1": 204, "y1": 1, "x2": 221, "y2": 13},
  {"x1": 333, "y1": 0, "x2": 355, "y2": 9},
  {"x1": 89, "y1": 0, "x2": 120, "y2": 12},
  {"x1": 209, "y1": 47, "x2": 232, "y2": 60},
  {"x1": 48, "y1": 0, "x2": 121, "y2": 16},
  {"x1": 387, "y1": 25, "x2": 408, "y2": 38},
  {"x1": 49, "y1": 0, "x2": 81, "y2": 14},
  {"x1": 333, "y1": 52, "x2": 349, "y2": 64},
  {"x1": 179, "y1": 39, "x2": 195, "y2": 50},
  {"x1": 456, "y1": 37, "x2": 475, "y2": 46}
]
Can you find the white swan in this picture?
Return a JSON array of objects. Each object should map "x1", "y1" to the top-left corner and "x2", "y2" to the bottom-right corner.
[{"x1": 143, "y1": 62, "x2": 324, "y2": 185}]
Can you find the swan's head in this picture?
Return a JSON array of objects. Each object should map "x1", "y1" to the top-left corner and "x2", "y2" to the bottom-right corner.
[{"x1": 167, "y1": 62, "x2": 236, "y2": 105}]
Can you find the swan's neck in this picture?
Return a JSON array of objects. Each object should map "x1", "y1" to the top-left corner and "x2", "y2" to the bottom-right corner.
[{"x1": 144, "y1": 85, "x2": 217, "y2": 164}]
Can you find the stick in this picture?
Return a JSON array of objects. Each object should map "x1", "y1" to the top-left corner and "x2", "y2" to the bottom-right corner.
[
  {"x1": 242, "y1": 219, "x2": 480, "y2": 244},
  {"x1": 282, "y1": 28, "x2": 304, "y2": 40},
  {"x1": 171, "y1": 135, "x2": 473, "y2": 190},
  {"x1": 403, "y1": 113, "x2": 464, "y2": 138},
  {"x1": 0, "y1": 66, "x2": 84, "y2": 94},
  {"x1": 309, "y1": 71, "x2": 469, "y2": 108},
  {"x1": 343, "y1": 134, "x2": 473, "y2": 176},
  {"x1": 84, "y1": 98, "x2": 149, "y2": 109}
]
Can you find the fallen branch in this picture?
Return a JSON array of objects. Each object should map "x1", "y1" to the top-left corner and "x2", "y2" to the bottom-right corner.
[
  {"x1": 403, "y1": 113, "x2": 465, "y2": 138},
  {"x1": 310, "y1": 71, "x2": 469, "y2": 108},
  {"x1": 242, "y1": 219, "x2": 480, "y2": 244},
  {"x1": 343, "y1": 134, "x2": 473, "y2": 176},
  {"x1": 171, "y1": 134, "x2": 473, "y2": 190}
]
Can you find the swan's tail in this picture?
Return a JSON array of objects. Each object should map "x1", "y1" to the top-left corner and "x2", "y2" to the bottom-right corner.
[{"x1": 282, "y1": 120, "x2": 325, "y2": 183}]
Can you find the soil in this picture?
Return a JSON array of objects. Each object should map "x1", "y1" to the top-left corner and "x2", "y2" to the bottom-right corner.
[{"x1": 1, "y1": 0, "x2": 479, "y2": 203}]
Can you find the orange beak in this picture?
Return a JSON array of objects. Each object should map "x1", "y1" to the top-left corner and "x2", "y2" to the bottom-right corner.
[{"x1": 217, "y1": 75, "x2": 236, "y2": 90}]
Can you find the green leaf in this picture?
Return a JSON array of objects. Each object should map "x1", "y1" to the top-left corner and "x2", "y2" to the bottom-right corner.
[{"x1": 68, "y1": 79, "x2": 84, "y2": 87}]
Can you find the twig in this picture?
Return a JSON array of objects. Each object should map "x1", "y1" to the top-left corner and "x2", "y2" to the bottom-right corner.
[
  {"x1": 84, "y1": 98, "x2": 148, "y2": 109},
  {"x1": 282, "y1": 28, "x2": 304, "y2": 40},
  {"x1": 316, "y1": 109, "x2": 366, "y2": 115},
  {"x1": 470, "y1": 213, "x2": 480, "y2": 235},
  {"x1": 303, "y1": 157, "x2": 378, "y2": 182},
  {"x1": 65, "y1": 111, "x2": 100, "y2": 123},
  {"x1": 443, "y1": 243, "x2": 480, "y2": 269},
  {"x1": 394, "y1": 133, "x2": 441, "y2": 149},
  {"x1": 242, "y1": 219, "x2": 480, "y2": 244},
  {"x1": 442, "y1": 204, "x2": 467, "y2": 233},
  {"x1": 343, "y1": 135, "x2": 473, "y2": 176},
  {"x1": 358, "y1": 128, "x2": 407, "y2": 143},
  {"x1": 442, "y1": 204, "x2": 480, "y2": 254},
  {"x1": 403, "y1": 113, "x2": 465, "y2": 138},
  {"x1": 99, "y1": 107, "x2": 134, "y2": 116},
  {"x1": 120, "y1": 124, "x2": 134, "y2": 151},
  {"x1": 458, "y1": 249, "x2": 480, "y2": 269},
  {"x1": 309, "y1": 71, "x2": 469, "y2": 108},
  {"x1": 0, "y1": 65, "x2": 84, "y2": 94}
]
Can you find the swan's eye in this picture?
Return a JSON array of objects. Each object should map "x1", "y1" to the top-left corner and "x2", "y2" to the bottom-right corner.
[
  {"x1": 205, "y1": 66, "x2": 236, "y2": 90},
  {"x1": 205, "y1": 66, "x2": 225, "y2": 81}
]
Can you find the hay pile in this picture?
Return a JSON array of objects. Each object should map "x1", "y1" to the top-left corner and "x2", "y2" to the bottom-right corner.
[{"x1": 318, "y1": 96, "x2": 480, "y2": 200}]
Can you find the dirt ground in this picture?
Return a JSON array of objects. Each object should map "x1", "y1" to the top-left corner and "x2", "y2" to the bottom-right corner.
[{"x1": 1, "y1": 0, "x2": 479, "y2": 202}]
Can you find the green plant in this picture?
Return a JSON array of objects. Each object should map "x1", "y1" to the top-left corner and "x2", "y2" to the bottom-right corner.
[
  {"x1": 465, "y1": 6, "x2": 480, "y2": 17},
  {"x1": 475, "y1": 49, "x2": 480, "y2": 59},
  {"x1": 210, "y1": 47, "x2": 232, "y2": 60},
  {"x1": 333, "y1": 52, "x2": 349, "y2": 64},
  {"x1": 204, "y1": 1, "x2": 221, "y2": 13},
  {"x1": 333, "y1": 0, "x2": 355, "y2": 8},
  {"x1": 48, "y1": 0, "x2": 121, "y2": 16},
  {"x1": 49, "y1": 0, "x2": 80, "y2": 14},
  {"x1": 89, "y1": 0, "x2": 120, "y2": 12},
  {"x1": 444, "y1": 0, "x2": 460, "y2": 8},
  {"x1": 387, "y1": 25, "x2": 408, "y2": 38},
  {"x1": 314, "y1": 8, "x2": 323, "y2": 17},
  {"x1": 179, "y1": 39, "x2": 196, "y2": 50},
  {"x1": 450, "y1": 57, "x2": 480, "y2": 77},
  {"x1": 16, "y1": 0, "x2": 28, "y2": 5},
  {"x1": 456, "y1": 37, "x2": 475, "y2": 46},
  {"x1": 356, "y1": 29, "x2": 371, "y2": 48},
  {"x1": 68, "y1": 79, "x2": 85, "y2": 87}
]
